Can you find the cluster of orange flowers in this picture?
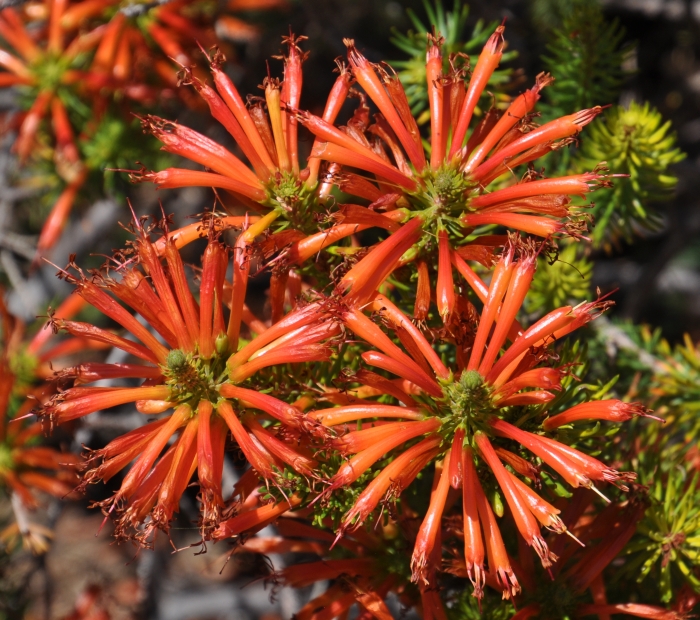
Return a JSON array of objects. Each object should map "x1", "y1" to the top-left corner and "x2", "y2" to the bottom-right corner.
[
  {"x1": 1, "y1": 8, "x2": 693, "y2": 618},
  {"x1": 0, "y1": 0, "x2": 284, "y2": 257}
]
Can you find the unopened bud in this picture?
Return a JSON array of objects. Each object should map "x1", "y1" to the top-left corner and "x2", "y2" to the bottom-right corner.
[
  {"x1": 490, "y1": 488, "x2": 505, "y2": 518},
  {"x1": 215, "y1": 332, "x2": 229, "y2": 356}
]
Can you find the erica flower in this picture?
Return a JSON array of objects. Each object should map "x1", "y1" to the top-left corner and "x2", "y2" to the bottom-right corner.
[
  {"x1": 0, "y1": 0, "x2": 98, "y2": 162},
  {"x1": 234, "y1": 513, "x2": 435, "y2": 620},
  {"x1": 543, "y1": 399, "x2": 660, "y2": 429},
  {"x1": 210, "y1": 486, "x2": 304, "y2": 544},
  {"x1": 305, "y1": 239, "x2": 646, "y2": 598},
  {"x1": 0, "y1": 0, "x2": 98, "y2": 252},
  {"x1": 41, "y1": 0, "x2": 222, "y2": 97},
  {"x1": 0, "y1": 297, "x2": 80, "y2": 553},
  {"x1": 39, "y1": 215, "x2": 331, "y2": 542},
  {"x1": 500, "y1": 491, "x2": 690, "y2": 619},
  {"x1": 135, "y1": 36, "x2": 352, "y2": 233},
  {"x1": 294, "y1": 27, "x2": 615, "y2": 323},
  {"x1": 130, "y1": 35, "x2": 415, "y2": 303},
  {"x1": 42, "y1": 0, "x2": 288, "y2": 101},
  {"x1": 0, "y1": 0, "x2": 187, "y2": 256},
  {"x1": 1, "y1": 0, "x2": 274, "y2": 257},
  {"x1": 0, "y1": 387, "x2": 79, "y2": 514}
]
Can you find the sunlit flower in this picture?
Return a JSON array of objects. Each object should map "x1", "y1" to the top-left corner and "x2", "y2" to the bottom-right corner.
[
  {"x1": 0, "y1": 396, "x2": 79, "y2": 513},
  {"x1": 1, "y1": 0, "x2": 281, "y2": 257},
  {"x1": 296, "y1": 26, "x2": 616, "y2": 323},
  {"x1": 130, "y1": 34, "x2": 410, "y2": 307},
  {"x1": 135, "y1": 35, "x2": 351, "y2": 232},
  {"x1": 0, "y1": 0, "x2": 186, "y2": 256},
  {"x1": 39, "y1": 215, "x2": 332, "y2": 543},
  {"x1": 0, "y1": 0, "x2": 97, "y2": 253},
  {"x1": 304, "y1": 238, "x2": 645, "y2": 598},
  {"x1": 58, "y1": 0, "x2": 234, "y2": 108}
]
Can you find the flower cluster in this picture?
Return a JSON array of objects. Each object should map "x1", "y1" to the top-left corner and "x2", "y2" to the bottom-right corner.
[
  {"x1": 0, "y1": 0, "x2": 282, "y2": 259},
  {"x1": 20, "y1": 15, "x2": 695, "y2": 619},
  {"x1": 0, "y1": 294, "x2": 85, "y2": 554},
  {"x1": 43, "y1": 215, "x2": 333, "y2": 544}
]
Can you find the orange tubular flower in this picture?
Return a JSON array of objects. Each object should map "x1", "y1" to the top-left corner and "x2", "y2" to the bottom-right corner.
[
  {"x1": 293, "y1": 26, "x2": 613, "y2": 319},
  {"x1": 0, "y1": 0, "x2": 202, "y2": 258},
  {"x1": 458, "y1": 444, "x2": 485, "y2": 594},
  {"x1": 495, "y1": 494, "x2": 691, "y2": 618},
  {"x1": 301, "y1": 238, "x2": 649, "y2": 598},
  {"x1": 1, "y1": 0, "x2": 286, "y2": 257},
  {"x1": 542, "y1": 399, "x2": 661, "y2": 430},
  {"x1": 0, "y1": 2, "x2": 93, "y2": 162},
  {"x1": 134, "y1": 36, "x2": 363, "y2": 247},
  {"x1": 575, "y1": 604, "x2": 691, "y2": 620},
  {"x1": 0, "y1": 298, "x2": 81, "y2": 553},
  {"x1": 234, "y1": 514, "x2": 434, "y2": 620},
  {"x1": 211, "y1": 491, "x2": 304, "y2": 542},
  {"x1": 1, "y1": 395, "x2": 80, "y2": 512},
  {"x1": 412, "y1": 454, "x2": 453, "y2": 584},
  {"x1": 39, "y1": 216, "x2": 328, "y2": 542},
  {"x1": 0, "y1": 0, "x2": 102, "y2": 256},
  {"x1": 475, "y1": 432, "x2": 557, "y2": 568},
  {"x1": 58, "y1": 0, "x2": 225, "y2": 98}
]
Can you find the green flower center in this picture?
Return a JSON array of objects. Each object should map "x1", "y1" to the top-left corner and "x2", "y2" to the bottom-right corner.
[
  {"x1": 400, "y1": 164, "x2": 481, "y2": 260},
  {"x1": 29, "y1": 53, "x2": 72, "y2": 94},
  {"x1": 410, "y1": 163, "x2": 477, "y2": 222},
  {"x1": 438, "y1": 370, "x2": 497, "y2": 442},
  {"x1": 264, "y1": 172, "x2": 320, "y2": 234},
  {"x1": 163, "y1": 348, "x2": 228, "y2": 407}
]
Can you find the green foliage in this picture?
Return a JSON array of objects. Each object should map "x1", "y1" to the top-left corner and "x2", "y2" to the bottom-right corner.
[
  {"x1": 6, "y1": 350, "x2": 37, "y2": 419},
  {"x1": 624, "y1": 466, "x2": 700, "y2": 602},
  {"x1": 580, "y1": 321, "x2": 700, "y2": 465},
  {"x1": 80, "y1": 112, "x2": 172, "y2": 194},
  {"x1": 536, "y1": 1, "x2": 632, "y2": 177},
  {"x1": 528, "y1": 0, "x2": 590, "y2": 32},
  {"x1": 652, "y1": 335, "x2": 700, "y2": 412},
  {"x1": 643, "y1": 333, "x2": 700, "y2": 447},
  {"x1": 584, "y1": 319, "x2": 662, "y2": 404},
  {"x1": 446, "y1": 586, "x2": 514, "y2": 619},
  {"x1": 575, "y1": 101, "x2": 685, "y2": 247},
  {"x1": 525, "y1": 243, "x2": 592, "y2": 315},
  {"x1": 390, "y1": 0, "x2": 515, "y2": 122},
  {"x1": 7, "y1": 351, "x2": 36, "y2": 396},
  {"x1": 261, "y1": 458, "x2": 380, "y2": 530},
  {"x1": 540, "y1": 2, "x2": 630, "y2": 122}
]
